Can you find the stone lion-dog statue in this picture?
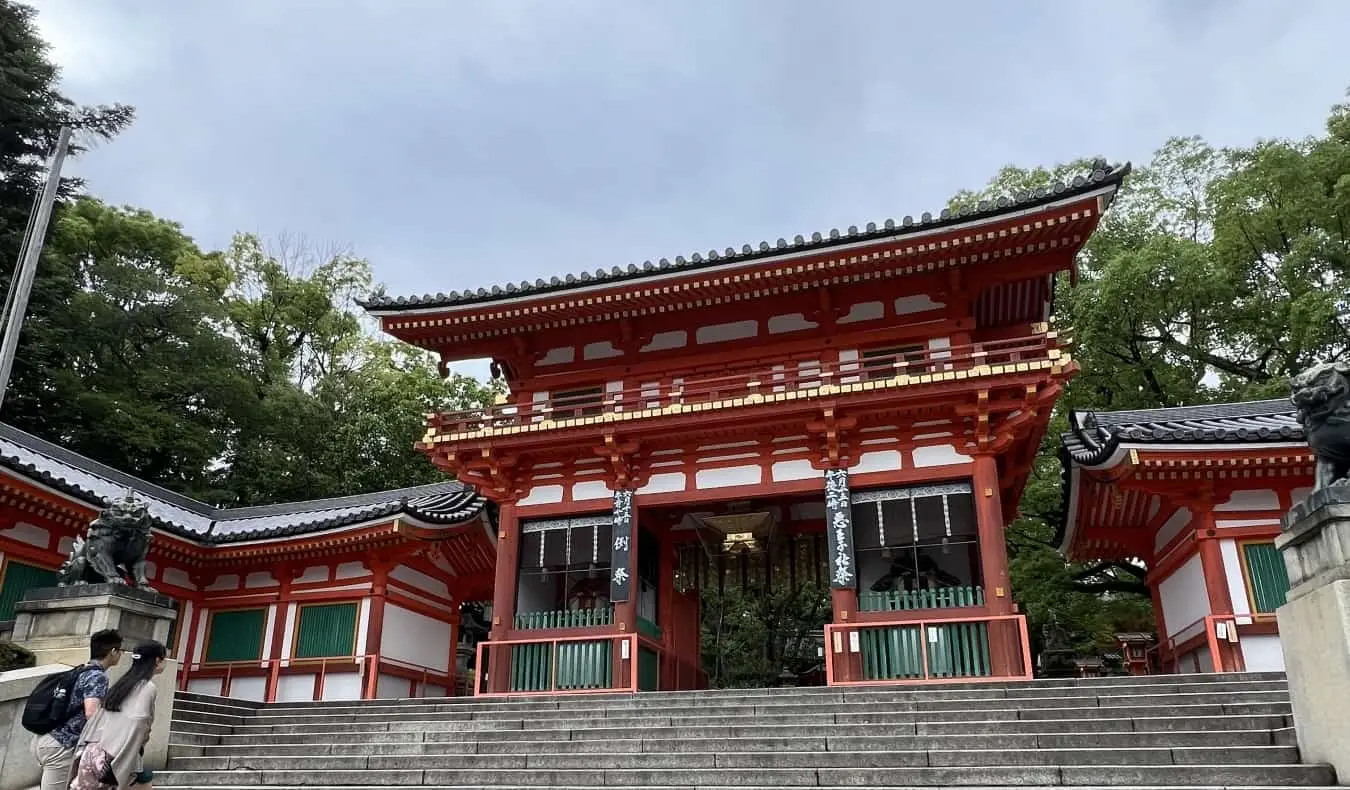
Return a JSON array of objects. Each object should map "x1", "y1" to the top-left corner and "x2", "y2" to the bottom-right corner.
[
  {"x1": 57, "y1": 492, "x2": 154, "y2": 590},
  {"x1": 1290, "y1": 360, "x2": 1350, "y2": 494}
]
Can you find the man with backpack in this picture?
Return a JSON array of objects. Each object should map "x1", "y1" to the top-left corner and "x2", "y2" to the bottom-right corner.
[{"x1": 26, "y1": 629, "x2": 124, "y2": 790}]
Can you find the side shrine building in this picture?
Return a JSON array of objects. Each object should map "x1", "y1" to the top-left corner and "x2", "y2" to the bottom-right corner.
[
  {"x1": 0, "y1": 423, "x2": 496, "y2": 701},
  {"x1": 363, "y1": 162, "x2": 1130, "y2": 695},
  {"x1": 1059, "y1": 400, "x2": 1309, "y2": 676}
]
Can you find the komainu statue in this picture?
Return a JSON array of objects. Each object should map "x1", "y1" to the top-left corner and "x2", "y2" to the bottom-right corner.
[
  {"x1": 57, "y1": 492, "x2": 154, "y2": 590},
  {"x1": 1290, "y1": 360, "x2": 1350, "y2": 493}
]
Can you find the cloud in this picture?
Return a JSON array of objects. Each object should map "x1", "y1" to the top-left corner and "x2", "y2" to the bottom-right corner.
[{"x1": 31, "y1": 0, "x2": 1350, "y2": 315}]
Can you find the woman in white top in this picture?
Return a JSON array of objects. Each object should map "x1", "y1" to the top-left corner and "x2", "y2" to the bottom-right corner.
[{"x1": 69, "y1": 640, "x2": 165, "y2": 790}]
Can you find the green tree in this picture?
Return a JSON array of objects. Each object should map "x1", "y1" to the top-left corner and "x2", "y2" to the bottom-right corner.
[
  {"x1": 0, "y1": 0, "x2": 135, "y2": 435},
  {"x1": 954, "y1": 88, "x2": 1350, "y2": 659}
]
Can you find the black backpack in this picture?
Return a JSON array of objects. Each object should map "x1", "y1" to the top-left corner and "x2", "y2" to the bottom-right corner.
[{"x1": 21, "y1": 666, "x2": 93, "y2": 735}]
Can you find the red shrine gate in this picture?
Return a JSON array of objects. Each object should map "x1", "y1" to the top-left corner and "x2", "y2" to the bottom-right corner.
[{"x1": 364, "y1": 162, "x2": 1129, "y2": 694}]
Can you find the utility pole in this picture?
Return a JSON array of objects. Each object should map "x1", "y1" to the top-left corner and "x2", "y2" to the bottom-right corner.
[{"x1": 0, "y1": 126, "x2": 72, "y2": 414}]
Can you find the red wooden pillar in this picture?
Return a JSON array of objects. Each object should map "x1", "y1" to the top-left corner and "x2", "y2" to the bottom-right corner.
[
  {"x1": 972, "y1": 454, "x2": 1017, "y2": 676},
  {"x1": 1194, "y1": 509, "x2": 1241, "y2": 672},
  {"x1": 363, "y1": 560, "x2": 391, "y2": 699},
  {"x1": 487, "y1": 503, "x2": 520, "y2": 694},
  {"x1": 264, "y1": 565, "x2": 299, "y2": 702},
  {"x1": 178, "y1": 573, "x2": 209, "y2": 692}
]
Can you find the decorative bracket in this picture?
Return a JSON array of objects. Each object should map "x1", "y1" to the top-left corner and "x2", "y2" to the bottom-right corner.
[
  {"x1": 592, "y1": 432, "x2": 648, "y2": 490},
  {"x1": 806, "y1": 407, "x2": 857, "y2": 469}
]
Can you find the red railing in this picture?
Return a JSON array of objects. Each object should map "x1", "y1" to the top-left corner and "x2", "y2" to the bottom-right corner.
[
  {"x1": 428, "y1": 331, "x2": 1061, "y2": 436},
  {"x1": 1157, "y1": 614, "x2": 1248, "y2": 674},
  {"x1": 179, "y1": 654, "x2": 456, "y2": 701},
  {"x1": 473, "y1": 632, "x2": 638, "y2": 697},
  {"x1": 824, "y1": 613, "x2": 1033, "y2": 686}
]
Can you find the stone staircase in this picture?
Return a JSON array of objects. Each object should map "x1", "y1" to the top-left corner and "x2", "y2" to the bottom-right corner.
[{"x1": 160, "y1": 672, "x2": 1339, "y2": 789}]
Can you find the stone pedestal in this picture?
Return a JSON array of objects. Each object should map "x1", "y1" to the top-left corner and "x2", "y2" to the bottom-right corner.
[
  {"x1": 6, "y1": 584, "x2": 179, "y2": 778},
  {"x1": 1275, "y1": 486, "x2": 1350, "y2": 782}
]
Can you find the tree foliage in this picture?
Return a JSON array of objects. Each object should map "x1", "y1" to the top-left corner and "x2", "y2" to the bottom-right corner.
[
  {"x1": 700, "y1": 579, "x2": 830, "y2": 688},
  {"x1": 954, "y1": 89, "x2": 1350, "y2": 656}
]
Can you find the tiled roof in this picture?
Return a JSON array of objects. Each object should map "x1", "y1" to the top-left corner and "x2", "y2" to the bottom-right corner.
[
  {"x1": 0, "y1": 424, "x2": 488, "y2": 544},
  {"x1": 1060, "y1": 398, "x2": 1303, "y2": 467},
  {"x1": 362, "y1": 160, "x2": 1130, "y2": 313}
]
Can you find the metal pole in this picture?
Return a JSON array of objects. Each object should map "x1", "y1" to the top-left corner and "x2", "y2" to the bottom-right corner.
[{"x1": 0, "y1": 126, "x2": 72, "y2": 413}]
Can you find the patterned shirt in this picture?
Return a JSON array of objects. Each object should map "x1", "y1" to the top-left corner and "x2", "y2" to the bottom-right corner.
[{"x1": 50, "y1": 662, "x2": 108, "y2": 749}]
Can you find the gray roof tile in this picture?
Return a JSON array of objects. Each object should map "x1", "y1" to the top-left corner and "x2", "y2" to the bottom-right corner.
[
  {"x1": 1060, "y1": 398, "x2": 1303, "y2": 467},
  {"x1": 0, "y1": 424, "x2": 487, "y2": 544},
  {"x1": 362, "y1": 161, "x2": 1130, "y2": 313}
]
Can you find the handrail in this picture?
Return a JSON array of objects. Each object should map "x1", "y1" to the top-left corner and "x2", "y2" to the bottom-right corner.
[
  {"x1": 1160, "y1": 613, "x2": 1246, "y2": 674},
  {"x1": 427, "y1": 331, "x2": 1061, "y2": 435},
  {"x1": 473, "y1": 632, "x2": 638, "y2": 697},
  {"x1": 824, "y1": 612, "x2": 1032, "y2": 686}
]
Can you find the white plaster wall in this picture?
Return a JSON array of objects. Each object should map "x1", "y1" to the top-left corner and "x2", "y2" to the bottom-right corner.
[
  {"x1": 377, "y1": 673, "x2": 412, "y2": 699},
  {"x1": 1159, "y1": 554, "x2": 1210, "y2": 638},
  {"x1": 767, "y1": 314, "x2": 817, "y2": 334},
  {"x1": 839, "y1": 301, "x2": 884, "y2": 324},
  {"x1": 357, "y1": 598, "x2": 373, "y2": 654},
  {"x1": 537, "y1": 347, "x2": 575, "y2": 366},
  {"x1": 276, "y1": 673, "x2": 316, "y2": 702},
  {"x1": 583, "y1": 341, "x2": 623, "y2": 360},
  {"x1": 161, "y1": 567, "x2": 195, "y2": 590},
  {"x1": 1154, "y1": 507, "x2": 1193, "y2": 554},
  {"x1": 381, "y1": 604, "x2": 452, "y2": 673},
  {"x1": 207, "y1": 575, "x2": 240, "y2": 591},
  {"x1": 1241, "y1": 634, "x2": 1286, "y2": 672},
  {"x1": 391, "y1": 566, "x2": 450, "y2": 598},
  {"x1": 696, "y1": 320, "x2": 758, "y2": 344},
  {"x1": 228, "y1": 676, "x2": 267, "y2": 702},
  {"x1": 421, "y1": 684, "x2": 448, "y2": 698},
  {"x1": 895, "y1": 294, "x2": 944, "y2": 314},
  {"x1": 911, "y1": 445, "x2": 970, "y2": 468},
  {"x1": 186, "y1": 677, "x2": 223, "y2": 696},
  {"x1": 0, "y1": 522, "x2": 47, "y2": 547},
  {"x1": 572, "y1": 480, "x2": 611, "y2": 501},
  {"x1": 695, "y1": 465, "x2": 761, "y2": 489},
  {"x1": 771, "y1": 460, "x2": 821, "y2": 482},
  {"x1": 245, "y1": 572, "x2": 278, "y2": 588},
  {"x1": 641, "y1": 330, "x2": 687, "y2": 352},
  {"x1": 279, "y1": 603, "x2": 298, "y2": 660},
  {"x1": 335, "y1": 562, "x2": 368, "y2": 579},
  {"x1": 321, "y1": 673, "x2": 362, "y2": 701},
  {"x1": 297, "y1": 566, "x2": 329, "y2": 584},
  {"x1": 1220, "y1": 539, "x2": 1252, "y2": 617},
  {"x1": 518, "y1": 485, "x2": 565, "y2": 506},
  {"x1": 1216, "y1": 489, "x2": 1280, "y2": 511},
  {"x1": 175, "y1": 601, "x2": 194, "y2": 659},
  {"x1": 260, "y1": 604, "x2": 277, "y2": 663},
  {"x1": 638, "y1": 472, "x2": 687, "y2": 494},
  {"x1": 852, "y1": 450, "x2": 902, "y2": 474}
]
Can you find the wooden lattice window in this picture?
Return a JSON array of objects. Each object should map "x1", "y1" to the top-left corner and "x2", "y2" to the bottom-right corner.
[
  {"x1": 204, "y1": 608, "x2": 266, "y2": 663},
  {"x1": 293, "y1": 602, "x2": 359, "y2": 659},
  {"x1": 0, "y1": 560, "x2": 57, "y2": 621},
  {"x1": 1242, "y1": 542, "x2": 1290, "y2": 614}
]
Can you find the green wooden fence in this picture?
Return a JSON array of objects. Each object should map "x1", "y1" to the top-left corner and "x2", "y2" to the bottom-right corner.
[
  {"x1": 509, "y1": 639, "x2": 614, "y2": 692},
  {"x1": 859, "y1": 620, "x2": 991, "y2": 680},
  {"x1": 859, "y1": 585, "x2": 984, "y2": 612},
  {"x1": 514, "y1": 606, "x2": 614, "y2": 629}
]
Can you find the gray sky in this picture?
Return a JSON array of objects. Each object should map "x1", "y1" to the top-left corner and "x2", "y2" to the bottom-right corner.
[{"x1": 34, "y1": 0, "x2": 1350, "y2": 311}]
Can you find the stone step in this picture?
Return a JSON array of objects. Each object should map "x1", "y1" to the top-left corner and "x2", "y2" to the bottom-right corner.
[
  {"x1": 219, "y1": 680, "x2": 1289, "y2": 716},
  {"x1": 232, "y1": 673, "x2": 1289, "y2": 710},
  {"x1": 149, "y1": 763, "x2": 1337, "y2": 787},
  {"x1": 183, "y1": 703, "x2": 1293, "y2": 736},
  {"x1": 194, "y1": 714, "x2": 1291, "y2": 746},
  {"x1": 154, "y1": 786, "x2": 1343, "y2": 790},
  {"x1": 167, "y1": 728, "x2": 1284, "y2": 759},
  {"x1": 167, "y1": 745, "x2": 1307, "y2": 772},
  {"x1": 223, "y1": 691, "x2": 1291, "y2": 725}
]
